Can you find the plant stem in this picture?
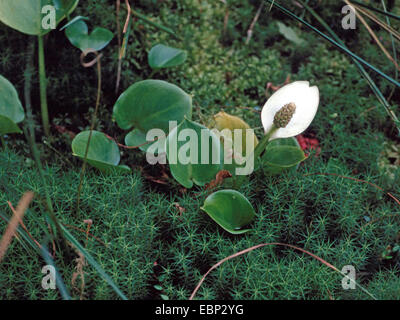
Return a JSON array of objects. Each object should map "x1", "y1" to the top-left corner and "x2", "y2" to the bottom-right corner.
[
  {"x1": 75, "y1": 52, "x2": 102, "y2": 214},
  {"x1": 38, "y1": 35, "x2": 50, "y2": 137},
  {"x1": 242, "y1": 125, "x2": 277, "y2": 174},
  {"x1": 24, "y1": 39, "x2": 70, "y2": 257},
  {"x1": 252, "y1": 125, "x2": 277, "y2": 161},
  {"x1": 0, "y1": 136, "x2": 5, "y2": 149}
]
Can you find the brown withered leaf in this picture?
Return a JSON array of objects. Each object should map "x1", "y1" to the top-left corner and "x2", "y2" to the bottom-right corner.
[{"x1": 204, "y1": 170, "x2": 232, "y2": 191}]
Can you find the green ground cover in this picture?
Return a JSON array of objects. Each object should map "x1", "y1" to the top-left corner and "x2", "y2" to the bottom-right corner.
[{"x1": 0, "y1": 0, "x2": 399, "y2": 299}]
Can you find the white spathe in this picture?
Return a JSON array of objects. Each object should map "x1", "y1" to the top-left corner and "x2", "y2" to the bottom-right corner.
[{"x1": 261, "y1": 81, "x2": 319, "y2": 140}]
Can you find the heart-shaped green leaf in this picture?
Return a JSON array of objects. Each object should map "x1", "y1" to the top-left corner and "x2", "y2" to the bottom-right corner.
[
  {"x1": 72, "y1": 130, "x2": 130, "y2": 173},
  {"x1": 0, "y1": 0, "x2": 78, "y2": 35},
  {"x1": 0, "y1": 75, "x2": 24, "y2": 135},
  {"x1": 65, "y1": 20, "x2": 113, "y2": 52},
  {"x1": 59, "y1": 15, "x2": 88, "y2": 31},
  {"x1": 166, "y1": 118, "x2": 223, "y2": 188},
  {"x1": 125, "y1": 128, "x2": 166, "y2": 154},
  {"x1": 202, "y1": 189, "x2": 255, "y2": 234},
  {"x1": 267, "y1": 136, "x2": 300, "y2": 148},
  {"x1": 0, "y1": 115, "x2": 22, "y2": 135},
  {"x1": 262, "y1": 138, "x2": 306, "y2": 175},
  {"x1": 148, "y1": 44, "x2": 187, "y2": 69},
  {"x1": 53, "y1": 0, "x2": 77, "y2": 13},
  {"x1": 113, "y1": 80, "x2": 192, "y2": 133}
]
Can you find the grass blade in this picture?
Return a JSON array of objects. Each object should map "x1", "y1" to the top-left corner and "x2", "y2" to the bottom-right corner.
[
  {"x1": 41, "y1": 244, "x2": 72, "y2": 300},
  {"x1": 296, "y1": 0, "x2": 399, "y2": 134},
  {"x1": 60, "y1": 225, "x2": 128, "y2": 300},
  {"x1": 351, "y1": 0, "x2": 400, "y2": 21},
  {"x1": 263, "y1": 0, "x2": 400, "y2": 88},
  {"x1": 381, "y1": 0, "x2": 399, "y2": 101},
  {"x1": 345, "y1": 0, "x2": 400, "y2": 72}
]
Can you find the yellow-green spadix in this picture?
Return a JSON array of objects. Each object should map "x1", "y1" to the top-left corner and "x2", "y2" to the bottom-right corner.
[{"x1": 261, "y1": 81, "x2": 319, "y2": 139}]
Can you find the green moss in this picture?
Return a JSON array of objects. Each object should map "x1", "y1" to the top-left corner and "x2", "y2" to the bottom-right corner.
[{"x1": 0, "y1": 0, "x2": 399, "y2": 300}]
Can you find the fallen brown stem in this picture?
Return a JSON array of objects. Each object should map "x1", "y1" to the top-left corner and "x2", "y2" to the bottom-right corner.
[
  {"x1": 189, "y1": 241, "x2": 375, "y2": 300},
  {"x1": 190, "y1": 242, "x2": 339, "y2": 300},
  {"x1": 0, "y1": 192, "x2": 34, "y2": 262},
  {"x1": 104, "y1": 133, "x2": 159, "y2": 149},
  {"x1": 62, "y1": 224, "x2": 107, "y2": 247},
  {"x1": 345, "y1": 1, "x2": 400, "y2": 72},
  {"x1": 7, "y1": 201, "x2": 41, "y2": 250},
  {"x1": 123, "y1": 0, "x2": 131, "y2": 33},
  {"x1": 351, "y1": 2, "x2": 400, "y2": 42},
  {"x1": 246, "y1": 2, "x2": 264, "y2": 45}
]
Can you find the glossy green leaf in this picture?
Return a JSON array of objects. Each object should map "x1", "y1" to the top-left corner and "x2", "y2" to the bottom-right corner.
[
  {"x1": 59, "y1": 15, "x2": 88, "y2": 31},
  {"x1": 125, "y1": 128, "x2": 150, "y2": 152},
  {"x1": 148, "y1": 44, "x2": 187, "y2": 69},
  {"x1": 0, "y1": 0, "x2": 78, "y2": 36},
  {"x1": 0, "y1": 75, "x2": 24, "y2": 135},
  {"x1": 65, "y1": 20, "x2": 113, "y2": 52},
  {"x1": 52, "y1": 0, "x2": 77, "y2": 13},
  {"x1": 0, "y1": 75, "x2": 25, "y2": 123},
  {"x1": 125, "y1": 128, "x2": 166, "y2": 154},
  {"x1": 0, "y1": 115, "x2": 22, "y2": 135},
  {"x1": 262, "y1": 139, "x2": 306, "y2": 175},
  {"x1": 267, "y1": 136, "x2": 300, "y2": 148},
  {"x1": 166, "y1": 118, "x2": 222, "y2": 188},
  {"x1": 71, "y1": 130, "x2": 130, "y2": 173},
  {"x1": 113, "y1": 80, "x2": 192, "y2": 133},
  {"x1": 201, "y1": 189, "x2": 255, "y2": 234}
]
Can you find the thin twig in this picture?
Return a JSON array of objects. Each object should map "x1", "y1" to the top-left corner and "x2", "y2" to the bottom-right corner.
[
  {"x1": 116, "y1": 0, "x2": 121, "y2": 47},
  {"x1": 115, "y1": 0, "x2": 132, "y2": 94},
  {"x1": 104, "y1": 133, "x2": 158, "y2": 149},
  {"x1": 223, "y1": 5, "x2": 229, "y2": 35},
  {"x1": 189, "y1": 242, "x2": 376, "y2": 300},
  {"x1": 7, "y1": 201, "x2": 41, "y2": 249},
  {"x1": 246, "y1": 2, "x2": 264, "y2": 45},
  {"x1": 345, "y1": 1, "x2": 400, "y2": 72},
  {"x1": 83, "y1": 219, "x2": 93, "y2": 248},
  {"x1": 62, "y1": 224, "x2": 107, "y2": 247},
  {"x1": 123, "y1": 0, "x2": 131, "y2": 33},
  {"x1": 353, "y1": 3, "x2": 400, "y2": 41}
]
